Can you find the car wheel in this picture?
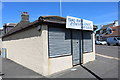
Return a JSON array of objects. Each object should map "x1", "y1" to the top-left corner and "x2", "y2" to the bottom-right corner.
[
  {"x1": 107, "y1": 43, "x2": 110, "y2": 46},
  {"x1": 116, "y1": 43, "x2": 119, "y2": 46}
]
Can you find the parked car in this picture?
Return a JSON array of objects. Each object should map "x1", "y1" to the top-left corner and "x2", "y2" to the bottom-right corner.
[
  {"x1": 106, "y1": 37, "x2": 120, "y2": 46},
  {"x1": 95, "y1": 40, "x2": 107, "y2": 45},
  {"x1": 95, "y1": 40, "x2": 100, "y2": 44}
]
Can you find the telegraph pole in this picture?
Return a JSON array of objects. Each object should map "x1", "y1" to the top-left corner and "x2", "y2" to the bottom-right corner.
[{"x1": 60, "y1": 0, "x2": 62, "y2": 16}]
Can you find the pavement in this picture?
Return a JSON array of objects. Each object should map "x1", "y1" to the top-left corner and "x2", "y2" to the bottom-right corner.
[
  {"x1": 0, "y1": 45, "x2": 119, "y2": 79},
  {"x1": 83, "y1": 55, "x2": 119, "y2": 78},
  {"x1": 49, "y1": 45, "x2": 119, "y2": 79},
  {"x1": 0, "y1": 57, "x2": 2, "y2": 74},
  {"x1": 49, "y1": 55, "x2": 119, "y2": 79},
  {"x1": 1, "y1": 55, "x2": 119, "y2": 79},
  {"x1": 49, "y1": 65, "x2": 96, "y2": 78},
  {"x1": 1, "y1": 57, "x2": 96, "y2": 79},
  {"x1": 1, "y1": 58, "x2": 45, "y2": 78}
]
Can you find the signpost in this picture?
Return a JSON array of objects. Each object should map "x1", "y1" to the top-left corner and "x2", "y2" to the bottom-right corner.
[{"x1": 66, "y1": 16, "x2": 93, "y2": 31}]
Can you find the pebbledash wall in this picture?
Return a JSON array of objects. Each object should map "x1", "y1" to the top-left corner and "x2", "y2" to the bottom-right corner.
[
  {"x1": 3, "y1": 25, "x2": 49, "y2": 75},
  {"x1": 2, "y1": 20, "x2": 95, "y2": 76},
  {"x1": 0, "y1": 38, "x2": 1, "y2": 47}
]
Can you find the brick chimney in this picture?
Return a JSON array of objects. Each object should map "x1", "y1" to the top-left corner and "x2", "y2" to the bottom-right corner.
[
  {"x1": 18, "y1": 12, "x2": 30, "y2": 27},
  {"x1": 21, "y1": 12, "x2": 29, "y2": 21}
]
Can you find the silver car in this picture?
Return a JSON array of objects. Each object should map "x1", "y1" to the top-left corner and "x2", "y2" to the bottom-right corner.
[{"x1": 95, "y1": 40, "x2": 107, "y2": 45}]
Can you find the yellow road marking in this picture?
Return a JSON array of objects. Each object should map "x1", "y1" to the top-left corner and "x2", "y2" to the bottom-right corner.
[{"x1": 96, "y1": 53, "x2": 120, "y2": 60}]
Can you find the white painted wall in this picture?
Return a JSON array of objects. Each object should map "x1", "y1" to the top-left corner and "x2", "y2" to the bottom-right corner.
[
  {"x1": 2, "y1": 25, "x2": 49, "y2": 76},
  {"x1": 0, "y1": 38, "x2": 1, "y2": 47},
  {"x1": 0, "y1": 38, "x2": 2, "y2": 73},
  {"x1": 48, "y1": 55, "x2": 72, "y2": 75},
  {"x1": 0, "y1": 38, "x2": 2, "y2": 55}
]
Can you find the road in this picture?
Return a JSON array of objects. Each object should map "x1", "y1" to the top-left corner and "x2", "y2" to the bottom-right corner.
[{"x1": 95, "y1": 45, "x2": 119, "y2": 58}]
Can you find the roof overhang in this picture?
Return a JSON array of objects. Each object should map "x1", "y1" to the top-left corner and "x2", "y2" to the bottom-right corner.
[{"x1": 3, "y1": 16, "x2": 98, "y2": 38}]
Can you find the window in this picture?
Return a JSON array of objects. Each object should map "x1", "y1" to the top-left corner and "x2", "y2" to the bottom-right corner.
[
  {"x1": 102, "y1": 29, "x2": 107, "y2": 34},
  {"x1": 107, "y1": 27, "x2": 112, "y2": 34},
  {"x1": 114, "y1": 38, "x2": 117, "y2": 41}
]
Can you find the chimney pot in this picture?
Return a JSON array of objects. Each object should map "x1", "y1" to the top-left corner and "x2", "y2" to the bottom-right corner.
[{"x1": 21, "y1": 11, "x2": 29, "y2": 21}]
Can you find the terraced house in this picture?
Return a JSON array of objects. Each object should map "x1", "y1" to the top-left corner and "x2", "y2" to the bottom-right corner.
[{"x1": 95, "y1": 20, "x2": 119, "y2": 41}]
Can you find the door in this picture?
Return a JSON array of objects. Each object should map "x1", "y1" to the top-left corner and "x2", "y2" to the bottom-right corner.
[{"x1": 72, "y1": 30, "x2": 82, "y2": 65}]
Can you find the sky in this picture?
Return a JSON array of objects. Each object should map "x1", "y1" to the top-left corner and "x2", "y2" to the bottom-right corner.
[{"x1": 1, "y1": 2, "x2": 118, "y2": 30}]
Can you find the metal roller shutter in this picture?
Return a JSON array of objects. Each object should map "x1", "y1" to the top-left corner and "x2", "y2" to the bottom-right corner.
[
  {"x1": 48, "y1": 26, "x2": 71, "y2": 57},
  {"x1": 83, "y1": 31, "x2": 93, "y2": 53}
]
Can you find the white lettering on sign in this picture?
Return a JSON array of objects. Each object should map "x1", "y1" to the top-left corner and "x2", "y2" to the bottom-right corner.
[
  {"x1": 66, "y1": 16, "x2": 82, "y2": 29},
  {"x1": 82, "y1": 19, "x2": 93, "y2": 31}
]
